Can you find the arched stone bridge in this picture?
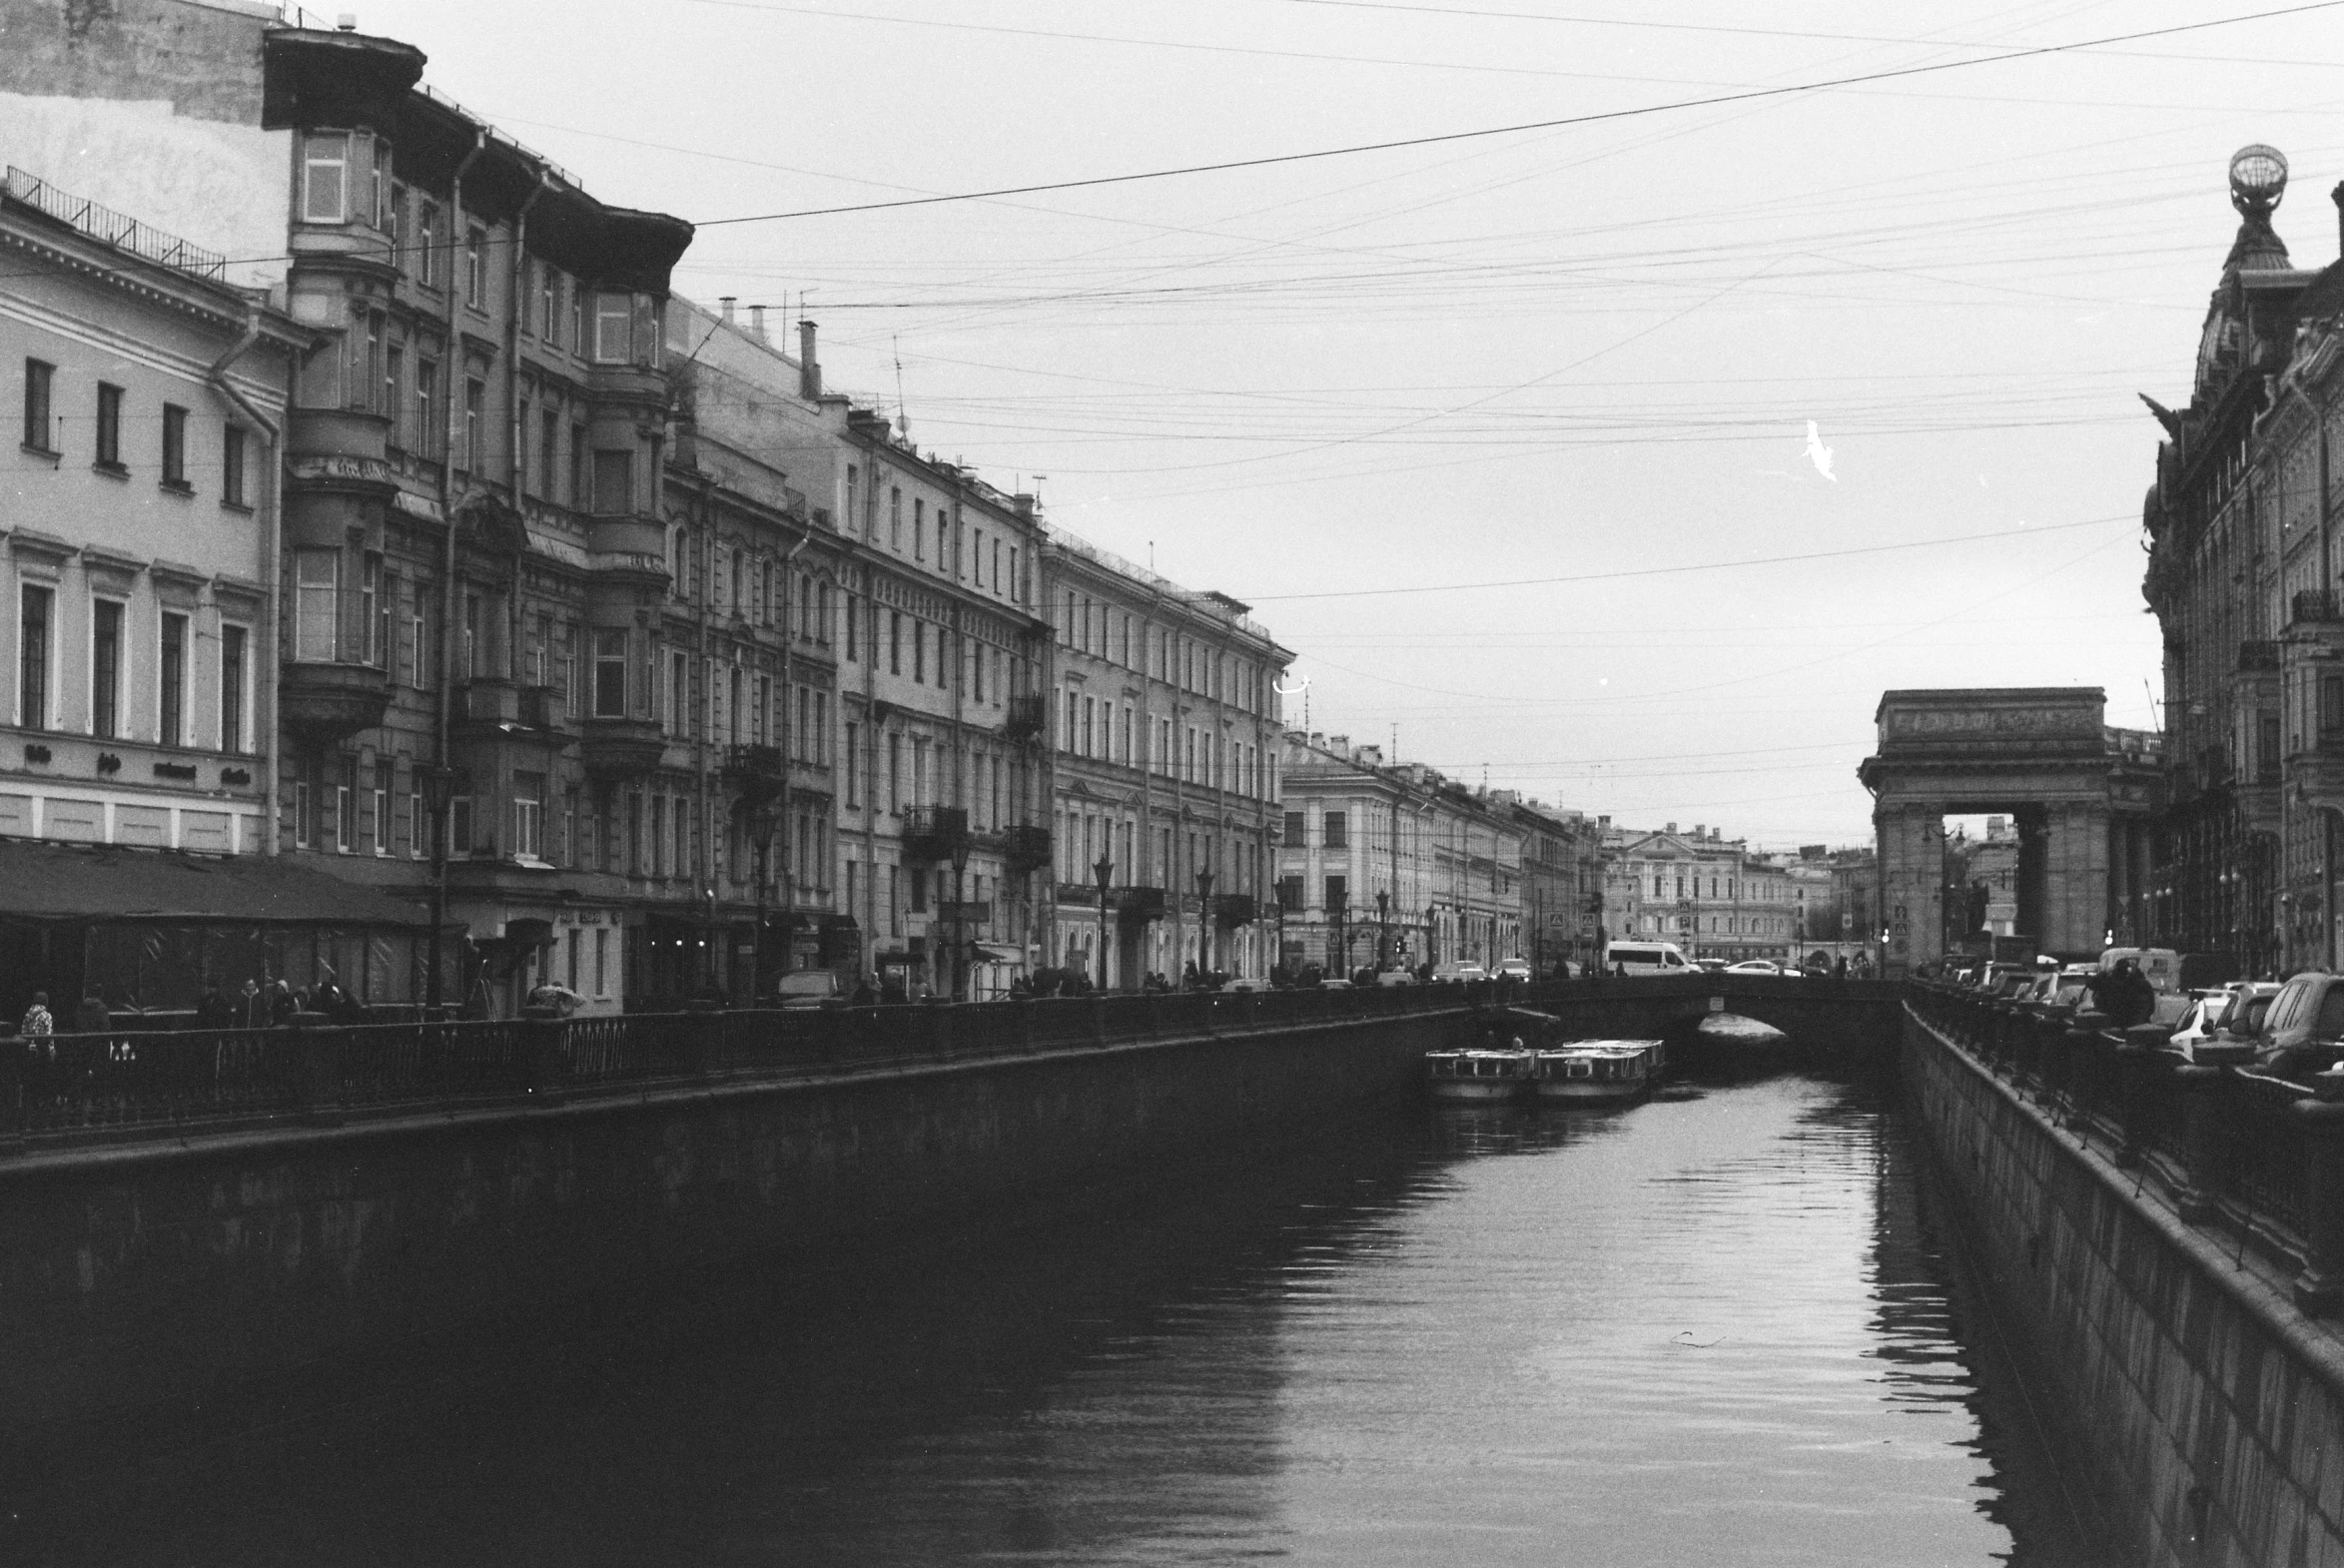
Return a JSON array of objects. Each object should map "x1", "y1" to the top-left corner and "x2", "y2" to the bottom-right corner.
[{"x1": 1512, "y1": 975, "x2": 1906, "y2": 1053}]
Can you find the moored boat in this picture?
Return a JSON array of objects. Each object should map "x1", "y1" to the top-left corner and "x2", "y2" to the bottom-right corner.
[
  {"x1": 1424, "y1": 1048, "x2": 1534, "y2": 1102},
  {"x1": 1530, "y1": 1039, "x2": 1663, "y2": 1105}
]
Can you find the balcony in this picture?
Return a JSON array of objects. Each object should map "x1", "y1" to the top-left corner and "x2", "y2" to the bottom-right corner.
[
  {"x1": 1006, "y1": 694, "x2": 1046, "y2": 742},
  {"x1": 2239, "y1": 639, "x2": 2281, "y2": 672},
  {"x1": 2295, "y1": 589, "x2": 2344, "y2": 626},
  {"x1": 1214, "y1": 893, "x2": 1259, "y2": 929},
  {"x1": 1003, "y1": 823, "x2": 1052, "y2": 874},
  {"x1": 457, "y1": 679, "x2": 568, "y2": 737},
  {"x1": 580, "y1": 716, "x2": 668, "y2": 781},
  {"x1": 280, "y1": 659, "x2": 391, "y2": 744},
  {"x1": 722, "y1": 743, "x2": 785, "y2": 807},
  {"x1": 1118, "y1": 886, "x2": 1167, "y2": 923},
  {"x1": 903, "y1": 804, "x2": 971, "y2": 863}
]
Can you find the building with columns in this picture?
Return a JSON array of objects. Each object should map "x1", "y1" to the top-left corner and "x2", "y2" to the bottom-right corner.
[
  {"x1": 1601, "y1": 822, "x2": 1797, "y2": 964},
  {"x1": 1042, "y1": 532, "x2": 1289, "y2": 988}
]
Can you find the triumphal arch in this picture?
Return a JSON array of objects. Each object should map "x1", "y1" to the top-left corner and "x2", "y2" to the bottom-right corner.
[{"x1": 1859, "y1": 689, "x2": 2162, "y2": 976}]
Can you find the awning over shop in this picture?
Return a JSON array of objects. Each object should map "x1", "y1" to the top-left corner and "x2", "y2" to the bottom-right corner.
[
  {"x1": 974, "y1": 944, "x2": 1024, "y2": 964},
  {"x1": 0, "y1": 839, "x2": 430, "y2": 926}
]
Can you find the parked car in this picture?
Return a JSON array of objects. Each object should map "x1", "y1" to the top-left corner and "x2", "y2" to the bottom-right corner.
[
  {"x1": 2171, "y1": 982, "x2": 2280, "y2": 1057},
  {"x1": 1492, "y1": 958, "x2": 1533, "y2": 981},
  {"x1": 1694, "y1": 958, "x2": 1729, "y2": 973},
  {"x1": 1604, "y1": 941, "x2": 1692, "y2": 977},
  {"x1": 1317, "y1": 977, "x2": 1354, "y2": 990},
  {"x1": 1430, "y1": 963, "x2": 1488, "y2": 984},
  {"x1": 1222, "y1": 976, "x2": 1271, "y2": 993},
  {"x1": 2022, "y1": 966, "x2": 2095, "y2": 1009},
  {"x1": 772, "y1": 970, "x2": 846, "y2": 1010},
  {"x1": 1373, "y1": 968, "x2": 1417, "y2": 987},
  {"x1": 1723, "y1": 959, "x2": 1792, "y2": 978},
  {"x1": 2248, "y1": 973, "x2": 2344, "y2": 1077}
]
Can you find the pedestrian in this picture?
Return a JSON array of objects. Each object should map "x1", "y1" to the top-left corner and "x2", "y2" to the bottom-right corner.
[
  {"x1": 194, "y1": 983, "x2": 232, "y2": 1031},
  {"x1": 1834, "y1": 955, "x2": 1849, "y2": 982},
  {"x1": 74, "y1": 990, "x2": 110, "y2": 1036},
  {"x1": 2086, "y1": 959, "x2": 2156, "y2": 1029},
  {"x1": 20, "y1": 991, "x2": 53, "y2": 1049},
  {"x1": 268, "y1": 979, "x2": 298, "y2": 1027},
  {"x1": 525, "y1": 977, "x2": 583, "y2": 1017},
  {"x1": 240, "y1": 978, "x2": 267, "y2": 1031}
]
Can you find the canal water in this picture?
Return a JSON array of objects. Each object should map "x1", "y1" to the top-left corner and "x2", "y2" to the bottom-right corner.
[{"x1": 7, "y1": 1058, "x2": 2108, "y2": 1567}]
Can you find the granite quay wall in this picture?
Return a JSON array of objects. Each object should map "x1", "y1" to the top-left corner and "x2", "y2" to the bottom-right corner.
[
  {"x1": 1906, "y1": 985, "x2": 2344, "y2": 1568},
  {"x1": 0, "y1": 988, "x2": 1469, "y2": 1447}
]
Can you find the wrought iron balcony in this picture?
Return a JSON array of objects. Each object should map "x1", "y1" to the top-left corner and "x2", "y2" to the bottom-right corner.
[
  {"x1": 580, "y1": 715, "x2": 668, "y2": 781},
  {"x1": 903, "y1": 804, "x2": 971, "y2": 863},
  {"x1": 1006, "y1": 693, "x2": 1047, "y2": 741},
  {"x1": 1002, "y1": 823, "x2": 1052, "y2": 874},
  {"x1": 1118, "y1": 886, "x2": 1167, "y2": 922},
  {"x1": 2295, "y1": 589, "x2": 2343, "y2": 625},
  {"x1": 722, "y1": 743, "x2": 785, "y2": 807},
  {"x1": 1214, "y1": 893, "x2": 1259, "y2": 929}
]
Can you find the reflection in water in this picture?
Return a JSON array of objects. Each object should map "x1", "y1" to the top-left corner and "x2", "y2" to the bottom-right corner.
[{"x1": 6, "y1": 1065, "x2": 2103, "y2": 1567}]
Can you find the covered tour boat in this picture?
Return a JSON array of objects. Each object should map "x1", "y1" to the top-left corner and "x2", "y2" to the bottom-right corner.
[
  {"x1": 1424, "y1": 1047, "x2": 1535, "y2": 1102},
  {"x1": 1529, "y1": 1039, "x2": 1664, "y2": 1105}
]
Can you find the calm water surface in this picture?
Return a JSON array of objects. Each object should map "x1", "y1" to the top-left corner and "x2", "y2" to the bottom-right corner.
[{"x1": 11, "y1": 1064, "x2": 2105, "y2": 1566}]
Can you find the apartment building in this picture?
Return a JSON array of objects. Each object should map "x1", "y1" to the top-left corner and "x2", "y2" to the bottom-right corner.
[
  {"x1": 1042, "y1": 532, "x2": 1290, "y2": 988},
  {"x1": 1602, "y1": 822, "x2": 1798, "y2": 963}
]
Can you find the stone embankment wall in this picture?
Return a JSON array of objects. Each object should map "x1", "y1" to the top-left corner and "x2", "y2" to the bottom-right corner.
[
  {"x1": 0, "y1": 1012, "x2": 1448, "y2": 1444},
  {"x1": 1904, "y1": 1008, "x2": 2344, "y2": 1568}
]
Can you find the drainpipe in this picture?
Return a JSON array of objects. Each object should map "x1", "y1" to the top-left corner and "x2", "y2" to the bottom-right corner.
[
  {"x1": 776, "y1": 531, "x2": 808, "y2": 975},
  {"x1": 206, "y1": 310, "x2": 280, "y2": 858},
  {"x1": 860, "y1": 434, "x2": 880, "y2": 982},
  {"x1": 429, "y1": 129, "x2": 488, "y2": 1016},
  {"x1": 505, "y1": 174, "x2": 548, "y2": 682}
]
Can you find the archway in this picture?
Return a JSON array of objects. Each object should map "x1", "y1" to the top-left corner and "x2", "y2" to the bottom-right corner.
[{"x1": 1860, "y1": 689, "x2": 2161, "y2": 977}]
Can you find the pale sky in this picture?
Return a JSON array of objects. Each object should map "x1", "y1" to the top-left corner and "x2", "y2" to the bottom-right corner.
[{"x1": 342, "y1": 0, "x2": 2344, "y2": 847}]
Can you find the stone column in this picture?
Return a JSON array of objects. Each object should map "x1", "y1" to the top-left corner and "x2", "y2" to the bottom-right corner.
[
  {"x1": 2040, "y1": 801, "x2": 2111, "y2": 957},
  {"x1": 1876, "y1": 799, "x2": 1941, "y2": 976}
]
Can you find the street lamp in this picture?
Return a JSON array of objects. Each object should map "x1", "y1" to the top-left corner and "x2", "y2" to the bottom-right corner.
[
  {"x1": 1093, "y1": 851, "x2": 1114, "y2": 993},
  {"x1": 1196, "y1": 867, "x2": 1216, "y2": 983},
  {"x1": 420, "y1": 762, "x2": 455, "y2": 1016}
]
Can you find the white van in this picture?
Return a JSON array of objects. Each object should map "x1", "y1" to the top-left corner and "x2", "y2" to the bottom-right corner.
[{"x1": 1603, "y1": 941, "x2": 1691, "y2": 976}]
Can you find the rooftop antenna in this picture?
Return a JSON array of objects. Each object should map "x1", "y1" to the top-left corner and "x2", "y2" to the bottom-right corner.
[
  {"x1": 1391, "y1": 722, "x2": 1398, "y2": 763},
  {"x1": 893, "y1": 335, "x2": 908, "y2": 438},
  {"x1": 1274, "y1": 674, "x2": 1310, "y2": 730},
  {"x1": 1033, "y1": 474, "x2": 1047, "y2": 508}
]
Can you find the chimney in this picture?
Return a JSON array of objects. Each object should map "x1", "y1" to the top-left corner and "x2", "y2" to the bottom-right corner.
[
  {"x1": 748, "y1": 304, "x2": 767, "y2": 341},
  {"x1": 336, "y1": 12, "x2": 358, "y2": 29},
  {"x1": 1356, "y1": 744, "x2": 1383, "y2": 767},
  {"x1": 1327, "y1": 734, "x2": 1350, "y2": 754},
  {"x1": 1666, "y1": 822, "x2": 1677, "y2": 834},
  {"x1": 798, "y1": 320, "x2": 821, "y2": 400},
  {"x1": 718, "y1": 296, "x2": 736, "y2": 327},
  {"x1": 1310, "y1": 731, "x2": 1325, "y2": 750},
  {"x1": 1692, "y1": 824, "x2": 1704, "y2": 839}
]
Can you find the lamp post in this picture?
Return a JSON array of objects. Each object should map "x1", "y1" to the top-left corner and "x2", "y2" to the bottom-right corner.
[
  {"x1": 1196, "y1": 868, "x2": 1215, "y2": 983},
  {"x1": 1375, "y1": 888, "x2": 1389, "y2": 970},
  {"x1": 1093, "y1": 851, "x2": 1114, "y2": 993},
  {"x1": 420, "y1": 763, "x2": 454, "y2": 1016},
  {"x1": 952, "y1": 839, "x2": 972, "y2": 1002}
]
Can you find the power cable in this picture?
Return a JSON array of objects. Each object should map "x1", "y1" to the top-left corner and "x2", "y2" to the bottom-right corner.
[{"x1": 691, "y1": 2, "x2": 2344, "y2": 227}]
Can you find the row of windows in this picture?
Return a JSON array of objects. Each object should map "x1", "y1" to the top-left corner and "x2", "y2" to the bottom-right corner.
[
  {"x1": 840, "y1": 724, "x2": 1025, "y2": 832},
  {"x1": 1634, "y1": 913, "x2": 1790, "y2": 936},
  {"x1": 1054, "y1": 810, "x2": 1261, "y2": 897},
  {"x1": 22, "y1": 361, "x2": 250, "y2": 505},
  {"x1": 1058, "y1": 591, "x2": 1268, "y2": 715},
  {"x1": 15, "y1": 585, "x2": 249, "y2": 751},
  {"x1": 843, "y1": 463, "x2": 1025, "y2": 605},
  {"x1": 1057, "y1": 689, "x2": 1270, "y2": 796}
]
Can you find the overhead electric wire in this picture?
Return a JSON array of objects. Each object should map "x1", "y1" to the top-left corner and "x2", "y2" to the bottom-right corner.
[{"x1": 690, "y1": 2, "x2": 2344, "y2": 227}]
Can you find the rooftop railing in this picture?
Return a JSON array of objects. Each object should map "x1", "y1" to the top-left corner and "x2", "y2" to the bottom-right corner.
[{"x1": 5, "y1": 167, "x2": 227, "y2": 282}]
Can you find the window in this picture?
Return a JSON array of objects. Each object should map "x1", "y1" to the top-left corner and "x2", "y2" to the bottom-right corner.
[
  {"x1": 570, "y1": 284, "x2": 585, "y2": 355},
  {"x1": 217, "y1": 421, "x2": 249, "y2": 507},
  {"x1": 519, "y1": 261, "x2": 536, "y2": 335},
  {"x1": 594, "y1": 629, "x2": 627, "y2": 717},
  {"x1": 416, "y1": 202, "x2": 439, "y2": 287},
  {"x1": 1277, "y1": 875, "x2": 1304, "y2": 912},
  {"x1": 914, "y1": 497, "x2": 925, "y2": 558},
  {"x1": 516, "y1": 398, "x2": 530, "y2": 493},
  {"x1": 594, "y1": 293, "x2": 633, "y2": 363},
  {"x1": 336, "y1": 756, "x2": 358, "y2": 853},
  {"x1": 159, "y1": 612, "x2": 187, "y2": 747},
  {"x1": 541, "y1": 267, "x2": 558, "y2": 339},
  {"x1": 91, "y1": 599, "x2": 122, "y2": 739},
  {"x1": 415, "y1": 361, "x2": 436, "y2": 456},
  {"x1": 295, "y1": 549, "x2": 338, "y2": 661},
  {"x1": 462, "y1": 378, "x2": 483, "y2": 472},
  {"x1": 1325, "y1": 874, "x2": 1347, "y2": 911},
  {"x1": 594, "y1": 448, "x2": 633, "y2": 514},
  {"x1": 22, "y1": 359, "x2": 52, "y2": 451},
  {"x1": 303, "y1": 133, "x2": 349, "y2": 223},
  {"x1": 407, "y1": 774, "x2": 425, "y2": 860},
  {"x1": 374, "y1": 761, "x2": 392, "y2": 856},
  {"x1": 915, "y1": 622, "x2": 927, "y2": 684},
  {"x1": 159, "y1": 404, "x2": 189, "y2": 489},
  {"x1": 845, "y1": 722, "x2": 860, "y2": 806},
  {"x1": 94, "y1": 383, "x2": 122, "y2": 469},
  {"x1": 1284, "y1": 810, "x2": 1306, "y2": 844},
  {"x1": 220, "y1": 623, "x2": 246, "y2": 752},
  {"x1": 889, "y1": 611, "x2": 902, "y2": 675},
  {"x1": 513, "y1": 772, "x2": 544, "y2": 860},
  {"x1": 539, "y1": 407, "x2": 558, "y2": 500},
  {"x1": 18, "y1": 585, "x2": 50, "y2": 731},
  {"x1": 1324, "y1": 811, "x2": 1347, "y2": 849},
  {"x1": 362, "y1": 555, "x2": 383, "y2": 664},
  {"x1": 464, "y1": 225, "x2": 486, "y2": 308},
  {"x1": 889, "y1": 486, "x2": 902, "y2": 548},
  {"x1": 449, "y1": 794, "x2": 472, "y2": 859}
]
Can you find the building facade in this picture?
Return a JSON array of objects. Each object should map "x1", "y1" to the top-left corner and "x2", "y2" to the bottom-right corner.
[
  {"x1": 1275, "y1": 735, "x2": 1524, "y2": 978},
  {"x1": 1601, "y1": 822, "x2": 1797, "y2": 963},
  {"x1": 2141, "y1": 145, "x2": 2344, "y2": 976},
  {"x1": 1043, "y1": 533, "x2": 1289, "y2": 987}
]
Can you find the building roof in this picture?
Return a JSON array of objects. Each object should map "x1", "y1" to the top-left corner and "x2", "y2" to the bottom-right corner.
[{"x1": 0, "y1": 840, "x2": 429, "y2": 926}]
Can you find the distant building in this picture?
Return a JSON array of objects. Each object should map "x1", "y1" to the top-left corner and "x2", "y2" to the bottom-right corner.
[
  {"x1": 1601, "y1": 822, "x2": 1797, "y2": 963},
  {"x1": 1275, "y1": 735, "x2": 1525, "y2": 977}
]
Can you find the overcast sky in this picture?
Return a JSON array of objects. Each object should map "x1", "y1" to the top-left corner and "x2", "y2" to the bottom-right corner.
[{"x1": 340, "y1": 0, "x2": 2344, "y2": 848}]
